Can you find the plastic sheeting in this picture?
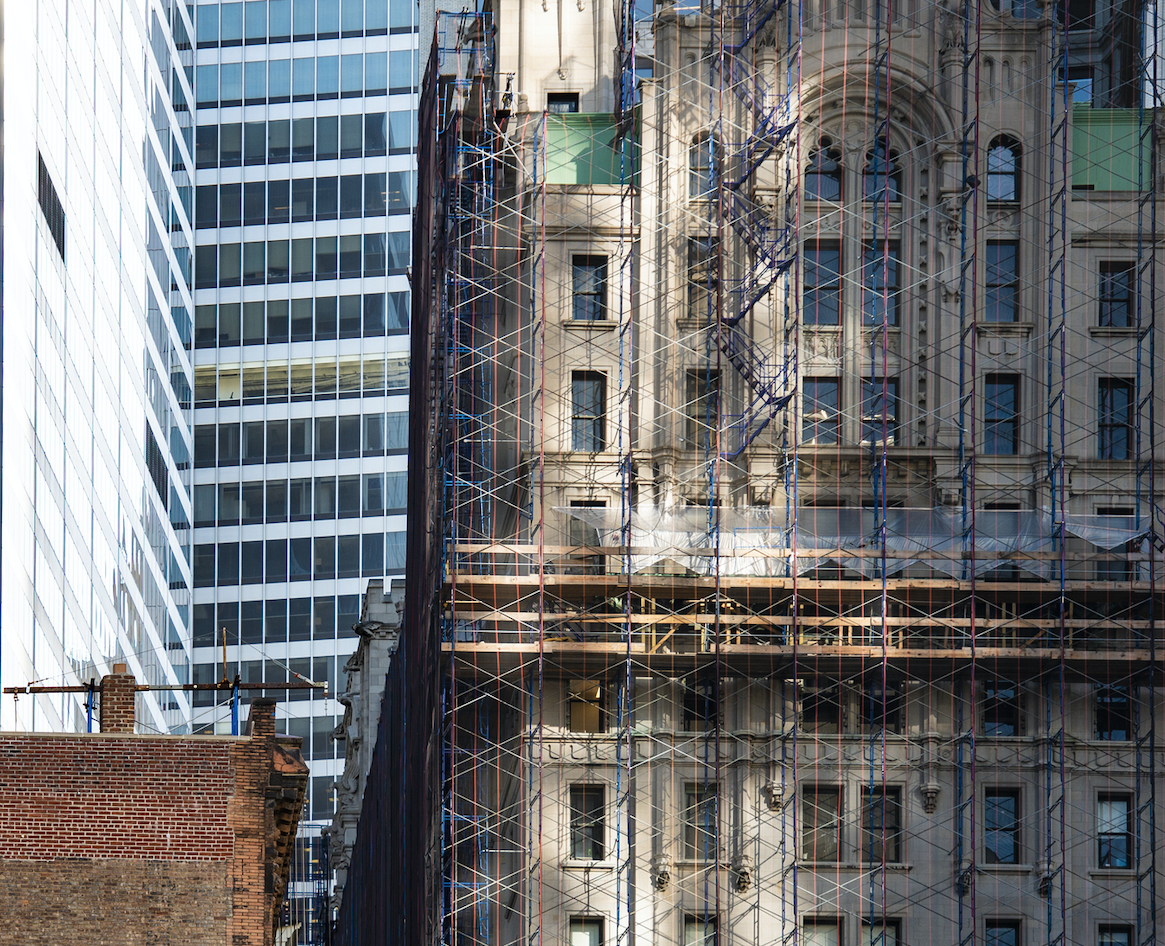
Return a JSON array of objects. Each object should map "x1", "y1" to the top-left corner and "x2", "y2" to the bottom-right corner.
[{"x1": 557, "y1": 506, "x2": 1151, "y2": 578}]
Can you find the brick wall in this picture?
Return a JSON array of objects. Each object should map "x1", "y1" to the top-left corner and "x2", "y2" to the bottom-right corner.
[
  {"x1": 0, "y1": 689, "x2": 307, "y2": 946},
  {"x1": 0, "y1": 860, "x2": 232, "y2": 944},
  {"x1": 0, "y1": 736, "x2": 235, "y2": 859}
]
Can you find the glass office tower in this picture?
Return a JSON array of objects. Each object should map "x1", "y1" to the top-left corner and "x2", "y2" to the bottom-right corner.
[
  {"x1": 188, "y1": 0, "x2": 415, "y2": 824},
  {"x1": 1, "y1": 0, "x2": 197, "y2": 734}
]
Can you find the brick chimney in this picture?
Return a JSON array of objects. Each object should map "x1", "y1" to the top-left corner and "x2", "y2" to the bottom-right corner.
[
  {"x1": 244, "y1": 697, "x2": 278, "y2": 739},
  {"x1": 99, "y1": 664, "x2": 137, "y2": 733}
]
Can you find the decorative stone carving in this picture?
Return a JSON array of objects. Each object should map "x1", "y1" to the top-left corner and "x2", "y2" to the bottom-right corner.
[
  {"x1": 987, "y1": 205, "x2": 1020, "y2": 228},
  {"x1": 937, "y1": 195, "x2": 962, "y2": 243},
  {"x1": 805, "y1": 330, "x2": 841, "y2": 360},
  {"x1": 939, "y1": 1, "x2": 965, "y2": 53},
  {"x1": 326, "y1": 579, "x2": 405, "y2": 917},
  {"x1": 732, "y1": 854, "x2": 753, "y2": 892},
  {"x1": 863, "y1": 331, "x2": 900, "y2": 354},
  {"x1": 652, "y1": 853, "x2": 672, "y2": 891},
  {"x1": 763, "y1": 781, "x2": 786, "y2": 811}
]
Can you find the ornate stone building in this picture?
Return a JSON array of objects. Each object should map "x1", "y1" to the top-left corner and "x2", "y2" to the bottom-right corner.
[{"x1": 335, "y1": 0, "x2": 1164, "y2": 944}]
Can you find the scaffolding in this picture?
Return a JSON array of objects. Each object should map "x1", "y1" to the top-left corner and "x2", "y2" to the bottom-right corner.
[{"x1": 332, "y1": 0, "x2": 1164, "y2": 943}]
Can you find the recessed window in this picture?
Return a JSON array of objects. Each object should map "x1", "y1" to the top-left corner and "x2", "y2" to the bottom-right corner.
[
  {"x1": 569, "y1": 680, "x2": 606, "y2": 732},
  {"x1": 571, "y1": 372, "x2": 606, "y2": 451},
  {"x1": 567, "y1": 501, "x2": 606, "y2": 575},
  {"x1": 987, "y1": 137, "x2": 1021, "y2": 201},
  {"x1": 986, "y1": 242, "x2": 1019, "y2": 322},
  {"x1": 861, "y1": 679, "x2": 904, "y2": 733},
  {"x1": 687, "y1": 235, "x2": 718, "y2": 320},
  {"x1": 1099, "y1": 378, "x2": 1134, "y2": 460},
  {"x1": 1066, "y1": 0, "x2": 1095, "y2": 29},
  {"x1": 986, "y1": 922, "x2": 1021, "y2": 946},
  {"x1": 548, "y1": 92, "x2": 580, "y2": 113},
  {"x1": 805, "y1": 141, "x2": 842, "y2": 201},
  {"x1": 572, "y1": 255, "x2": 608, "y2": 321},
  {"x1": 682, "y1": 672, "x2": 718, "y2": 731},
  {"x1": 683, "y1": 783, "x2": 717, "y2": 860},
  {"x1": 983, "y1": 679, "x2": 1021, "y2": 736},
  {"x1": 803, "y1": 378, "x2": 841, "y2": 445},
  {"x1": 1099, "y1": 262, "x2": 1135, "y2": 327},
  {"x1": 804, "y1": 921, "x2": 841, "y2": 946},
  {"x1": 861, "y1": 378, "x2": 899, "y2": 445},
  {"x1": 569, "y1": 917, "x2": 603, "y2": 946},
  {"x1": 984, "y1": 374, "x2": 1019, "y2": 455},
  {"x1": 804, "y1": 242, "x2": 841, "y2": 325},
  {"x1": 569, "y1": 785, "x2": 605, "y2": 860},
  {"x1": 802, "y1": 786, "x2": 842, "y2": 861},
  {"x1": 685, "y1": 915, "x2": 718, "y2": 946},
  {"x1": 689, "y1": 132, "x2": 716, "y2": 199},
  {"x1": 861, "y1": 786, "x2": 902, "y2": 863},
  {"x1": 863, "y1": 142, "x2": 901, "y2": 201},
  {"x1": 1096, "y1": 684, "x2": 1131, "y2": 740},
  {"x1": 985, "y1": 789, "x2": 1020, "y2": 864},
  {"x1": 862, "y1": 241, "x2": 901, "y2": 326},
  {"x1": 1096, "y1": 507, "x2": 1135, "y2": 581},
  {"x1": 1100, "y1": 926, "x2": 1132, "y2": 946},
  {"x1": 802, "y1": 682, "x2": 842, "y2": 733},
  {"x1": 1098, "y1": 794, "x2": 1132, "y2": 868},
  {"x1": 1067, "y1": 66, "x2": 1094, "y2": 103},
  {"x1": 862, "y1": 921, "x2": 900, "y2": 946},
  {"x1": 685, "y1": 368, "x2": 720, "y2": 451}
]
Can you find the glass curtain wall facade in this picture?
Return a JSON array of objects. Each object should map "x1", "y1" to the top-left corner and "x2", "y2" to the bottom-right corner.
[
  {"x1": 189, "y1": 0, "x2": 415, "y2": 823},
  {"x1": 1, "y1": 0, "x2": 197, "y2": 734}
]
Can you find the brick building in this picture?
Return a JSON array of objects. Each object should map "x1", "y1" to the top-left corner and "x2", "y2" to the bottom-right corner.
[{"x1": 0, "y1": 666, "x2": 308, "y2": 946}]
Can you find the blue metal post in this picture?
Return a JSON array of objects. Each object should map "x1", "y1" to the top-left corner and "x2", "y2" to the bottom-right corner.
[
  {"x1": 85, "y1": 680, "x2": 95, "y2": 733},
  {"x1": 231, "y1": 679, "x2": 240, "y2": 736}
]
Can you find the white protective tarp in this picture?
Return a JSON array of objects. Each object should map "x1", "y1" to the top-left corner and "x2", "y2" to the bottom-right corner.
[{"x1": 557, "y1": 506, "x2": 1151, "y2": 578}]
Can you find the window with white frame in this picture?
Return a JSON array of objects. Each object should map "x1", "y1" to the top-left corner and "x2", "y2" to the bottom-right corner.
[
  {"x1": 571, "y1": 255, "x2": 608, "y2": 321},
  {"x1": 683, "y1": 782, "x2": 717, "y2": 860},
  {"x1": 985, "y1": 789, "x2": 1021, "y2": 864},
  {"x1": 803, "y1": 785, "x2": 843, "y2": 861},
  {"x1": 569, "y1": 916, "x2": 603, "y2": 946},
  {"x1": 685, "y1": 915, "x2": 718, "y2": 946},
  {"x1": 862, "y1": 921, "x2": 901, "y2": 946},
  {"x1": 983, "y1": 679, "x2": 1022, "y2": 736},
  {"x1": 571, "y1": 372, "x2": 606, "y2": 451},
  {"x1": 1098, "y1": 794, "x2": 1132, "y2": 868},
  {"x1": 986, "y1": 921, "x2": 1021, "y2": 946},
  {"x1": 569, "y1": 784, "x2": 605, "y2": 860},
  {"x1": 804, "y1": 919, "x2": 841, "y2": 946},
  {"x1": 861, "y1": 787, "x2": 903, "y2": 863}
]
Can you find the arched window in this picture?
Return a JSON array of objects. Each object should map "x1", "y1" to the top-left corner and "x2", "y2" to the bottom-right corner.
[
  {"x1": 805, "y1": 140, "x2": 843, "y2": 200},
  {"x1": 689, "y1": 132, "x2": 716, "y2": 199},
  {"x1": 863, "y1": 142, "x2": 902, "y2": 202},
  {"x1": 987, "y1": 137, "x2": 1021, "y2": 201}
]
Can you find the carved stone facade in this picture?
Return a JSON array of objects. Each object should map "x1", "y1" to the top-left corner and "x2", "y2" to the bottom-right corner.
[
  {"x1": 333, "y1": 0, "x2": 1165, "y2": 944},
  {"x1": 326, "y1": 579, "x2": 404, "y2": 910}
]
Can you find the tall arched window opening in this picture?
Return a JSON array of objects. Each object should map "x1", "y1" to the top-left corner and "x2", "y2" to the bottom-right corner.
[
  {"x1": 805, "y1": 140, "x2": 843, "y2": 200},
  {"x1": 863, "y1": 142, "x2": 902, "y2": 201},
  {"x1": 986, "y1": 137, "x2": 1021, "y2": 201}
]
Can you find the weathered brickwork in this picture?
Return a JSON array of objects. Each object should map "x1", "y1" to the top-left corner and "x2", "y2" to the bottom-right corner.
[
  {"x1": 0, "y1": 672, "x2": 307, "y2": 946},
  {"x1": 0, "y1": 860, "x2": 232, "y2": 945},
  {"x1": 0, "y1": 736, "x2": 235, "y2": 859}
]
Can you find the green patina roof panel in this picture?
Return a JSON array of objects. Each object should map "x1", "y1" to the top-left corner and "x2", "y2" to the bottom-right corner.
[
  {"x1": 544, "y1": 114, "x2": 639, "y2": 186},
  {"x1": 1071, "y1": 106, "x2": 1150, "y2": 192}
]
